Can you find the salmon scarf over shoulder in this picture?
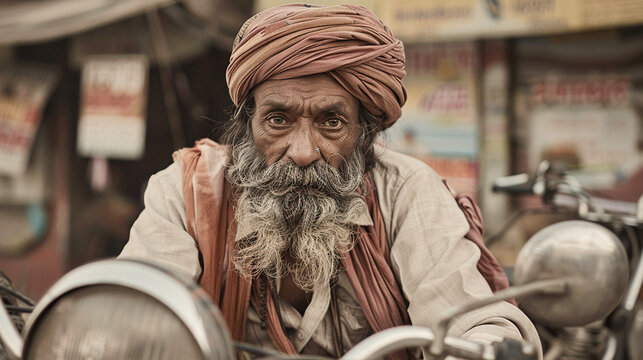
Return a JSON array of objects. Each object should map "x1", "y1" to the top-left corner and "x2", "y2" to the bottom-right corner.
[{"x1": 174, "y1": 139, "x2": 511, "y2": 358}]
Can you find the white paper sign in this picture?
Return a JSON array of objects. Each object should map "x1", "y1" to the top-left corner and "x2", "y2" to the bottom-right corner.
[{"x1": 77, "y1": 56, "x2": 148, "y2": 159}]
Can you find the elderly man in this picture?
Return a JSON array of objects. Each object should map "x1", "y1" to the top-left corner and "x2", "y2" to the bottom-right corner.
[{"x1": 119, "y1": 4, "x2": 539, "y2": 358}]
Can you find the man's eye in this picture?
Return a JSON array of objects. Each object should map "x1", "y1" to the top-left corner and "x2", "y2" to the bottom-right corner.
[
  {"x1": 268, "y1": 116, "x2": 287, "y2": 125},
  {"x1": 323, "y1": 119, "x2": 343, "y2": 128}
]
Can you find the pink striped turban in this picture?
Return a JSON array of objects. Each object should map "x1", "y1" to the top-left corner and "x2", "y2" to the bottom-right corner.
[{"x1": 226, "y1": 4, "x2": 407, "y2": 128}]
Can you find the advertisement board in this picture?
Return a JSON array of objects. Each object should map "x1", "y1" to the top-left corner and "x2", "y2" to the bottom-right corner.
[
  {"x1": 523, "y1": 75, "x2": 639, "y2": 187},
  {"x1": 388, "y1": 42, "x2": 479, "y2": 196},
  {"x1": 257, "y1": 0, "x2": 643, "y2": 42}
]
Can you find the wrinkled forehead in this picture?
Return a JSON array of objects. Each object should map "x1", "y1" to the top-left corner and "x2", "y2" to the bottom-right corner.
[{"x1": 251, "y1": 74, "x2": 361, "y2": 116}]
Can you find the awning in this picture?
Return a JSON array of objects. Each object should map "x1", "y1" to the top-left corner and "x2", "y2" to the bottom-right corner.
[{"x1": 0, "y1": 0, "x2": 177, "y2": 46}]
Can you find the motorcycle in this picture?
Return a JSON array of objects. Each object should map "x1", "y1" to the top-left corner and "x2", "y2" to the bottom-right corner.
[
  {"x1": 0, "y1": 161, "x2": 637, "y2": 359},
  {"x1": 491, "y1": 161, "x2": 643, "y2": 360}
]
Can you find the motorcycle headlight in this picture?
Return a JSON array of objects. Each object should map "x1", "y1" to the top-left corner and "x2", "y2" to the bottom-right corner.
[
  {"x1": 22, "y1": 260, "x2": 233, "y2": 360},
  {"x1": 514, "y1": 220, "x2": 629, "y2": 327}
]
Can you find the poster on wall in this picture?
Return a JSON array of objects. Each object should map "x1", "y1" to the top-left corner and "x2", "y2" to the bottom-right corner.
[
  {"x1": 0, "y1": 63, "x2": 58, "y2": 177},
  {"x1": 387, "y1": 41, "x2": 479, "y2": 196},
  {"x1": 511, "y1": 30, "x2": 643, "y2": 207},
  {"x1": 77, "y1": 56, "x2": 148, "y2": 159},
  {"x1": 523, "y1": 75, "x2": 639, "y2": 188}
]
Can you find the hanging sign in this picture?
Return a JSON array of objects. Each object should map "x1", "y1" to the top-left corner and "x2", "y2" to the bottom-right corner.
[
  {"x1": 0, "y1": 63, "x2": 58, "y2": 177},
  {"x1": 77, "y1": 56, "x2": 148, "y2": 159}
]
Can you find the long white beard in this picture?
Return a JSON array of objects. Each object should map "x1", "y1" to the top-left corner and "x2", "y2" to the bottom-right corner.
[{"x1": 226, "y1": 137, "x2": 367, "y2": 291}]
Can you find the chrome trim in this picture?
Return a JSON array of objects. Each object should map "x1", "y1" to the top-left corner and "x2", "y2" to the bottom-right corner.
[
  {"x1": 624, "y1": 246, "x2": 643, "y2": 312},
  {"x1": 0, "y1": 300, "x2": 23, "y2": 359},
  {"x1": 601, "y1": 334, "x2": 617, "y2": 360}
]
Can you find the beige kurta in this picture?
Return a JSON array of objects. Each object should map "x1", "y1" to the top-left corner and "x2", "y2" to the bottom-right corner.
[{"x1": 119, "y1": 145, "x2": 540, "y2": 357}]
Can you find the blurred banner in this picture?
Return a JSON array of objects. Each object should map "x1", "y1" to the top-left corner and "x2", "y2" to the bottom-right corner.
[
  {"x1": 77, "y1": 56, "x2": 149, "y2": 159},
  {"x1": 388, "y1": 42, "x2": 479, "y2": 196},
  {"x1": 521, "y1": 75, "x2": 639, "y2": 187},
  {"x1": 514, "y1": 33, "x2": 643, "y2": 190},
  {"x1": 0, "y1": 63, "x2": 58, "y2": 177},
  {"x1": 257, "y1": 0, "x2": 643, "y2": 42},
  {"x1": 0, "y1": 63, "x2": 56, "y2": 261},
  {"x1": 527, "y1": 77, "x2": 635, "y2": 172}
]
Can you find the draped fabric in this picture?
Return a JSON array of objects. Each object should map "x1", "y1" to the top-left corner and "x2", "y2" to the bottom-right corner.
[
  {"x1": 174, "y1": 139, "x2": 512, "y2": 357},
  {"x1": 226, "y1": 4, "x2": 406, "y2": 128},
  {"x1": 172, "y1": 139, "x2": 253, "y2": 341},
  {"x1": 342, "y1": 176, "x2": 411, "y2": 333},
  {"x1": 442, "y1": 181, "x2": 514, "y2": 304}
]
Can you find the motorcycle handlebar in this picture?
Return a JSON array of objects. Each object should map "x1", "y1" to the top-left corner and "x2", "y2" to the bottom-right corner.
[
  {"x1": 492, "y1": 174, "x2": 535, "y2": 195},
  {"x1": 492, "y1": 182, "x2": 535, "y2": 195},
  {"x1": 340, "y1": 326, "x2": 537, "y2": 360}
]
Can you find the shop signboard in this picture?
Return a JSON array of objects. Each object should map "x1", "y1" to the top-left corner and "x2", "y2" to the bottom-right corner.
[
  {"x1": 511, "y1": 29, "x2": 643, "y2": 207},
  {"x1": 77, "y1": 56, "x2": 148, "y2": 159},
  {"x1": 524, "y1": 75, "x2": 639, "y2": 188},
  {"x1": 256, "y1": 0, "x2": 643, "y2": 42},
  {"x1": 380, "y1": 0, "x2": 582, "y2": 42}
]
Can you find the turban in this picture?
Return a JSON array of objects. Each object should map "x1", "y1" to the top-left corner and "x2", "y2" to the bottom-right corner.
[{"x1": 226, "y1": 4, "x2": 407, "y2": 128}]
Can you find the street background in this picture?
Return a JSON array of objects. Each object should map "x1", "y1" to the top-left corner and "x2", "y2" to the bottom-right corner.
[{"x1": 0, "y1": 0, "x2": 641, "y2": 298}]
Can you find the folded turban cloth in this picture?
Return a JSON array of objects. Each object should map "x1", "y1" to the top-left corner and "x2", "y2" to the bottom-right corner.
[{"x1": 226, "y1": 4, "x2": 406, "y2": 128}]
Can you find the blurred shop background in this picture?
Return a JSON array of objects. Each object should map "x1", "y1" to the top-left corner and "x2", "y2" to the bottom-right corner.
[{"x1": 0, "y1": 0, "x2": 641, "y2": 299}]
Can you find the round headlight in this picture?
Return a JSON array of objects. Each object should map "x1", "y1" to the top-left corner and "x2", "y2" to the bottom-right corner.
[
  {"x1": 514, "y1": 220, "x2": 629, "y2": 327},
  {"x1": 22, "y1": 260, "x2": 234, "y2": 360}
]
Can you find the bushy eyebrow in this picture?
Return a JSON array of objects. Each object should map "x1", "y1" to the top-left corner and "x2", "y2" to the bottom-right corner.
[
  {"x1": 256, "y1": 96, "x2": 354, "y2": 118},
  {"x1": 316, "y1": 102, "x2": 350, "y2": 117},
  {"x1": 257, "y1": 99, "x2": 293, "y2": 112}
]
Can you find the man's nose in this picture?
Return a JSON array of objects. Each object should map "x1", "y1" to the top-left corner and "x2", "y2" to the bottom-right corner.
[{"x1": 285, "y1": 126, "x2": 321, "y2": 167}]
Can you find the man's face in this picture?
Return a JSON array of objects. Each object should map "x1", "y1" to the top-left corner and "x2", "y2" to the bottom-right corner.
[
  {"x1": 251, "y1": 74, "x2": 362, "y2": 169},
  {"x1": 228, "y1": 74, "x2": 368, "y2": 290}
]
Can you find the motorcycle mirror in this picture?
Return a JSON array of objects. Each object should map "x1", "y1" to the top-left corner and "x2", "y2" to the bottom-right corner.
[{"x1": 514, "y1": 220, "x2": 629, "y2": 327}]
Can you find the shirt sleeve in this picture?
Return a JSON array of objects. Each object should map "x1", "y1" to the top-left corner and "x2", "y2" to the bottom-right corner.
[
  {"x1": 387, "y1": 165, "x2": 541, "y2": 352},
  {"x1": 118, "y1": 163, "x2": 202, "y2": 281}
]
